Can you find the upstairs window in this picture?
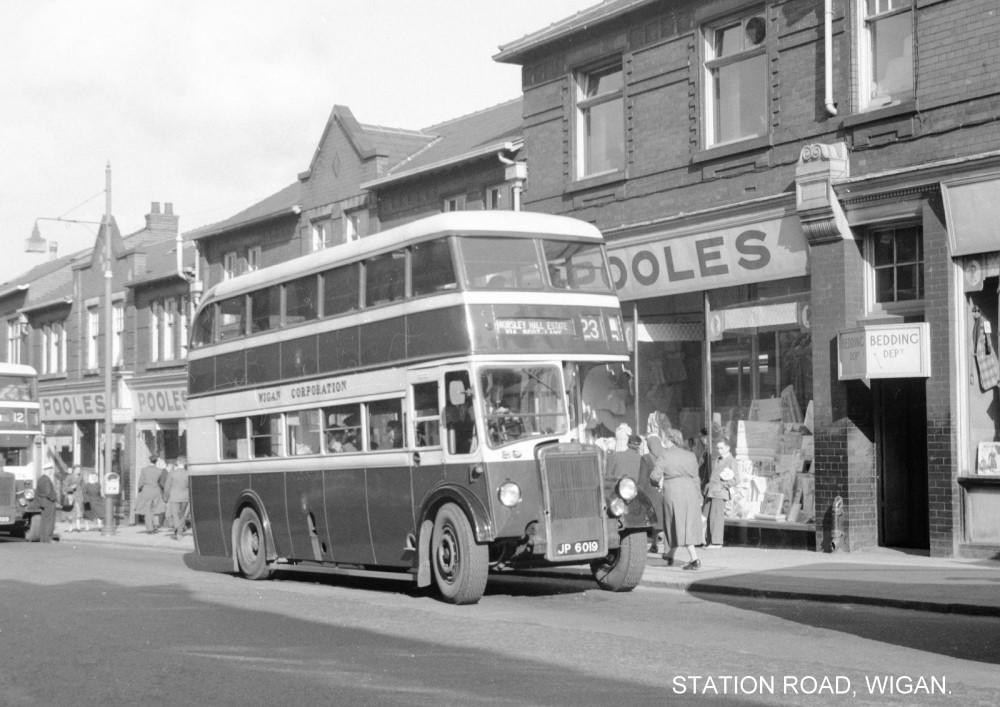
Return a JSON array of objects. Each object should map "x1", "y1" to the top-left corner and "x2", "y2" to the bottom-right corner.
[
  {"x1": 703, "y1": 10, "x2": 768, "y2": 147},
  {"x1": 443, "y1": 194, "x2": 466, "y2": 212},
  {"x1": 223, "y1": 251, "x2": 239, "y2": 281},
  {"x1": 574, "y1": 62, "x2": 624, "y2": 179},
  {"x1": 246, "y1": 245, "x2": 262, "y2": 272},
  {"x1": 86, "y1": 306, "x2": 99, "y2": 369},
  {"x1": 311, "y1": 220, "x2": 332, "y2": 252},
  {"x1": 860, "y1": 0, "x2": 913, "y2": 109},
  {"x1": 867, "y1": 224, "x2": 923, "y2": 309}
]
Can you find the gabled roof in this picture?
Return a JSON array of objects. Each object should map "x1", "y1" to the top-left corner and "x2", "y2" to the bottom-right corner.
[
  {"x1": 298, "y1": 105, "x2": 435, "y2": 182},
  {"x1": 494, "y1": 0, "x2": 654, "y2": 63},
  {"x1": 187, "y1": 181, "x2": 301, "y2": 241},
  {"x1": 361, "y1": 98, "x2": 524, "y2": 189}
]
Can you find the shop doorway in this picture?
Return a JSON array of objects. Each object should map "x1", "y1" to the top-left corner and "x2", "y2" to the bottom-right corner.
[{"x1": 874, "y1": 378, "x2": 929, "y2": 549}]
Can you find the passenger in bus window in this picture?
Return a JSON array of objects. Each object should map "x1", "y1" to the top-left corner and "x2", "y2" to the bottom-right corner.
[{"x1": 385, "y1": 420, "x2": 403, "y2": 448}]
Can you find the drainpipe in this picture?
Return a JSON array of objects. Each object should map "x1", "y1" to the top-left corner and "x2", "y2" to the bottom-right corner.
[{"x1": 824, "y1": 0, "x2": 838, "y2": 116}]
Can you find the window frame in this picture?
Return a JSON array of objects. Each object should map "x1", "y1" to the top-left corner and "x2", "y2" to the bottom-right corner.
[
  {"x1": 857, "y1": 0, "x2": 914, "y2": 112},
  {"x1": 86, "y1": 305, "x2": 99, "y2": 370},
  {"x1": 864, "y1": 222, "x2": 924, "y2": 316},
  {"x1": 573, "y1": 59, "x2": 625, "y2": 180},
  {"x1": 702, "y1": 8, "x2": 769, "y2": 149}
]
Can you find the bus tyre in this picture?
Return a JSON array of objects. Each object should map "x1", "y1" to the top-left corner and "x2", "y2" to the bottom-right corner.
[
  {"x1": 590, "y1": 531, "x2": 646, "y2": 592},
  {"x1": 431, "y1": 503, "x2": 488, "y2": 605},
  {"x1": 235, "y1": 507, "x2": 274, "y2": 581}
]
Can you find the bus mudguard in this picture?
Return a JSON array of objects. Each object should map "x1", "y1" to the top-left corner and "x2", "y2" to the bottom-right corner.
[{"x1": 622, "y1": 489, "x2": 658, "y2": 530}]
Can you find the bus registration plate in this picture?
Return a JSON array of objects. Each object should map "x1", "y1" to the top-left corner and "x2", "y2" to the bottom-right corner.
[{"x1": 555, "y1": 539, "x2": 600, "y2": 556}]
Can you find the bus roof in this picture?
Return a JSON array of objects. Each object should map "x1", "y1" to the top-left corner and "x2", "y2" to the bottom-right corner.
[
  {"x1": 201, "y1": 211, "x2": 603, "y2": 305},
  {"x1": 0, "y1": 363, "x2": 37, "y2": 377}
]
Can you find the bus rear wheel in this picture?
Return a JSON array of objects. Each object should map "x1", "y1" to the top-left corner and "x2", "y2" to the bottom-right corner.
[
  {"x1": 235, "y1": 507, "x2": 274, "y2": 580},
  {"x1": 431, "y1": 503, "x2": 488, "y2": 605},
  {"x1": 590, "y1": 530, "x2": 646, "y2": 592}
]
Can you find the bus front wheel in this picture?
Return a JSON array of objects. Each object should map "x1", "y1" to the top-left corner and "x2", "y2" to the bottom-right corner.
[
  {"x1": 235, "y1": 507, "x2": 274, "y2": 580},
  {"x1": 590, "y1": 530, "x2": 646, "y2": 592},
  {"x1": 431, "y1": 503, "x2": 488, "y2": 605}
]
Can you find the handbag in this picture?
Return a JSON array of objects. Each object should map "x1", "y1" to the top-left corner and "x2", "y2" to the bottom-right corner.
[
  {"x1": 61, "y1": 491, "x2": 75, "y2": 512},
  {"x1": 973, "y1": 316, "x2": 1000, "y2": 391}
]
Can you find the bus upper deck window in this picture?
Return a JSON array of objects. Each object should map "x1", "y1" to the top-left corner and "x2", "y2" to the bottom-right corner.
[
  {"x1": 218, "y1": 296, "x2": 246, "y2": 341},
  {"x1": 411, "y1": 238, "x2": 456, "y2": 296},
  {"x1": 460, "y1": 237, "x2": 543, "y2": 290},
  {"x1": 542, "y1": 241, "x2": 612, "y2": 293},
  {"x1": 323, "y1": 264, "x2": 360, "y2": 317},
  {"x1": 191, "y1": 305, "x2": 215, "y2": 348},
  {"x1": 365, "y1": 252, "x2": 405, "y2": 306},
  {"x1": 250, "y1": 286, "x2": 281, "y2": 334},
  {"x1": 285, "y1": 275, "x2": 318, "y2": 325}
]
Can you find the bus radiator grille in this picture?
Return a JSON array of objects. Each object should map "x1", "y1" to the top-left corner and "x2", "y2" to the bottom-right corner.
[
  {"x1": 0, "y1": 473, "x2": 15, "y2": 507},
  {"x1": 539, "y1": 451, "x2": 603, "y2": 521}
]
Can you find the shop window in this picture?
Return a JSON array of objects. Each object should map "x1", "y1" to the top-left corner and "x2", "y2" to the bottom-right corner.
[
  {"x1": 574, "y1": 61, "x2": 624, "y2": 179},
  {"x1": 702, "y1": 9, "x2": 768, "y2": 147},
  {"x1": 867, "y1": 224, "x2": 923, "y2": 308},
  {"x1": 858, "y1": 0, "x2": 913, "y2": 110}
]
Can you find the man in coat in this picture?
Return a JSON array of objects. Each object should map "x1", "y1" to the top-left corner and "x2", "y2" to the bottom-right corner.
[
  {"x1": 163, "y1": 457, "x2": 190, "y2": 539},
  {"x1": 35, "y1": 465, "x2": 59, "y2": 543}
]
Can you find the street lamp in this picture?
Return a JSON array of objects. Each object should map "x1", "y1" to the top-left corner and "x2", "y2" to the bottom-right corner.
[{"x1": 28, "y1": 163, "x2": 118, "y2": 535}]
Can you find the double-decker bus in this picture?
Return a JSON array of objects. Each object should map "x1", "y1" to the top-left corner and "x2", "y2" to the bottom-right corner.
[
  {"x1": 186, "y1": 211, "x2": 655, "y2": 603},
  {"x1": 0, "y1": 363, "x2": 44, "y2": 538}
]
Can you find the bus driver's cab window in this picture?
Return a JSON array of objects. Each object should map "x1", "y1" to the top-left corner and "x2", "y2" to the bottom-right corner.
[{"x1": 444, "y1": 372, "x2": 476, "y2": 454}]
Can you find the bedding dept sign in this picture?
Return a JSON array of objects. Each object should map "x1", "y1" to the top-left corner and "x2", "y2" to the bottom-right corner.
[{"x1": 606, "y1": 213, "x2": 809, "y2": 300}]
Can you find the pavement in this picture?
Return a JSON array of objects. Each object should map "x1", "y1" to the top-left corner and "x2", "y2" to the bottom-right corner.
[{"x1": 50, "y1": 522, "x2": 1000, "y2": 616}]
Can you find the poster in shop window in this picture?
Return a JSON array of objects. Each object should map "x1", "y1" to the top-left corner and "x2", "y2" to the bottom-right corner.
[{"x1": 976, "y1": 442, "x2": 1000, "y2": 475}]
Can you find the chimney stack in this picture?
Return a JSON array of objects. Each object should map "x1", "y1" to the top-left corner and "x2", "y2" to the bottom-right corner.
[{"x1": 145, "y1": 200, "x2": 178, "y2": 237}]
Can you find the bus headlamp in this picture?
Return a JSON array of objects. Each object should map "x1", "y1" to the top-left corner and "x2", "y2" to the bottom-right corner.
[
  {"x1": 498, "y1": 481, "x2": 522, "y2": 508},
  {"x1": 23, "y1": 488, "x2": 35, "y2": 501},
  {"x1": 616, "y1": 477, "x2": 637, "y2": 502},
  {"x1": 608, "y1": 497, "x2": 627, "y2": 517}
]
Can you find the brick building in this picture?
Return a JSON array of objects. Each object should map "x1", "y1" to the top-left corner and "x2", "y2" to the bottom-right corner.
[
  {"x1": 0, "y1": 201, "x2": 192, "y2": 521},
  {"x1": 495, "y1": 0, "x2": 1000, "y2": 557}
]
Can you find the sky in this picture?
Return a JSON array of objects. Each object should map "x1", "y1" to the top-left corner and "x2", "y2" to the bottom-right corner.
[{"x1": 0, "y1": 0, "x2": 599, "y2": 285}]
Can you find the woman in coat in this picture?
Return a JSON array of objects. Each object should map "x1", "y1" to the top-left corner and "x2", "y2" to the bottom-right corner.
[
  {"x1": 648, "y1": 428, "x2": 703, "y2": 570},
  {"x1": 135, "y1": 455, "x2": 166, "y2": 533}
]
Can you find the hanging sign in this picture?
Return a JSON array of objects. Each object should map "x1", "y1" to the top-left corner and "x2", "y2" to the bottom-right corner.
[{"x1": 837, "y1": 323, "x2": 931, "y2": 380}]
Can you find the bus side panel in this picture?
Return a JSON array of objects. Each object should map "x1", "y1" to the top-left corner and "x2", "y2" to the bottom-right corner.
[
  {"x1": 284, "y1": 469, "x2": 327, "y2": 561},
  {"x1": 366, "y1": 460, "x2": 415, "y2": 567},
  {"x1": 252, "y1": 470, "x2": 292, "y2": 558},
  {"x1": 190, "y1": 474, "x2": 227, "y2": 557},
  {"x1": 220, "y1": 472, "x2": 252, "y2": 552},
  {"x1": 325, "y1": 467, "x2": 374, "y2": 564}
]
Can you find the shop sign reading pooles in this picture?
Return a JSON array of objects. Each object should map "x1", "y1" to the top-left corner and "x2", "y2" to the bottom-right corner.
[
  {"x1": 606, "y1": 214, "x2": 808, "y2": 300},
  {"x1": 837, "y1": 323, "x2": 931, "y2": 381}
]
